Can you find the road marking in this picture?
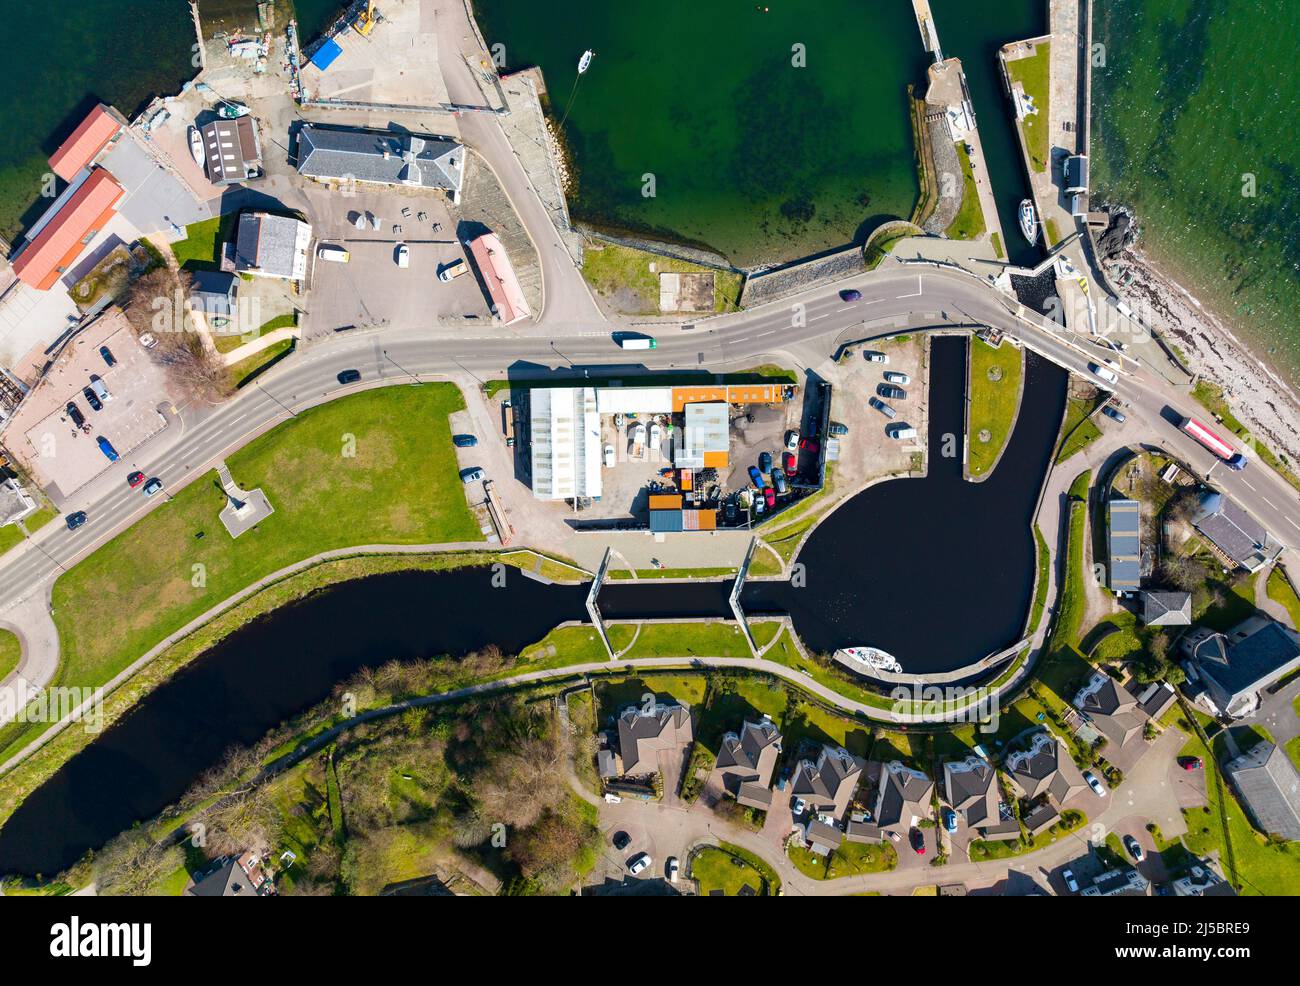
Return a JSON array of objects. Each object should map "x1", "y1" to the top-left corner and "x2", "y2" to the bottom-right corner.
[
  {"x1": 1261, "y1": 497, "x2": 1277, "y2": 509},
  {"x1": 1240, "y1": 479, "x2": 1256, "y2": 491},
  {"x1": 1286, "y1": 517, "x2": 1300, "y2": 531},
  {"x1": 810, "y1": 314, "x2": 830, "y2": 321},
  {"x1": 896, "y1": 276, "x2": 923, "y2": 299}
]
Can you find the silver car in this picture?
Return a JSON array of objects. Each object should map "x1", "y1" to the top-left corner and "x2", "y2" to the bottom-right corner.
[{"x1": 868, "y1": 397, "x2": 897, "y2": 419}]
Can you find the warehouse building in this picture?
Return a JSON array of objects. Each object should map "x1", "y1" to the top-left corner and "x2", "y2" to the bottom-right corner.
[
  {"x1": 529, "y1": 386, "x2": 601, "y2": 502},
  {"x1": 1106, "y1": 498, "x2": 1141, "y2": 591},
  {"x1": 295, "y1": 123, "x2": 464, "y2": 201}
]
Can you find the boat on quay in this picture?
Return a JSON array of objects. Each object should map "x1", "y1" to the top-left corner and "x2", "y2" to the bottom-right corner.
[{"x1": 188, "y1": 127, "x2": 205, "y2": 168}]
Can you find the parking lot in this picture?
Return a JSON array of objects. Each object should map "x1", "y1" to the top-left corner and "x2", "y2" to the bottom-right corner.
[{"x1": 5, "y1": 310, "x2": 175, "y2": 501}]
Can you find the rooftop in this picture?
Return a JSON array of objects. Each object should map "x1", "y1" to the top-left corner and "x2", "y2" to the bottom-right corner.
[
  {"x1": 49, "y1": 104, "x2": 126, "y2": 181},
  {"x1": 296, "y1": 124, "x2": 464, "y2": 195}
]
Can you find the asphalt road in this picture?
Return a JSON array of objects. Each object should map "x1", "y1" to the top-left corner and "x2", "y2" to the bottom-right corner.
[{"x1": 2, "y1": 264, "x2": 1296, "y2": 629}]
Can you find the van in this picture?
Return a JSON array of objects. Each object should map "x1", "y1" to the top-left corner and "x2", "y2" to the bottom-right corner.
[
  {"x1": 438, "y1": 259, "x2": 468, "y2": 282},
  {"x1": 886, "y1": 424, "x2": 917, "y2": 440},
  {"x1": 89, "y1": 375, "x2": 111, "y2": 403},
  {"x1": 318, "y1": 244, "x2": 351, "y2": 263}
]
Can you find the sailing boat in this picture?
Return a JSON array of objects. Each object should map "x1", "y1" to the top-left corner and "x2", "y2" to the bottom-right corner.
[
  {"x1": 188, "y1": 126, "x2": 206, "y2": 169},
  {"x1": 1019, "y1": 199, "x2": 1039, "y2": 245},
  {"x1": 578, "y1": 49, "x2": 594, "y2": 74}
]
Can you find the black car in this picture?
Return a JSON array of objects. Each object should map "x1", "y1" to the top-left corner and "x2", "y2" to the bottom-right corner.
[
  {"x1": 1100, "y1": 404, "x2": 1126, "y2": 423},
  {"x1": 82, "y1": 386, "x2": 102, "y2": 412},
  {"x1": 771, "y1": 467, "x2": 788, "y2": 495},
  {"x1": 99, "y1": 345, "x2": 116, "y2": 367},
  {"x1": 337, "y1": 369, "x2": 361, "y2": 385},
  {"x1": 452, "y1": 434, "x2": 478, "y2": 448},
  {"x1": 723, "y1": 498, "x2": 738, "y2": 524},
  {"x1": 65, "y1": 402, "x2": 85, "y2": 428},
  {"x1": 758, "y1": 451, "x2": 772, "y2": 473},
  {"x1": 827, "y1": 421, "x2": 848, "y2": 436},
  {"x1": 868, "y1": 397, "x2": 897, "y2": 419},
  {"x1": 612, "y1": 831, "x2": 631, "y2": 851},
  {"x1": 877, "y1": 384, "x2": 907, "y2": 400},
  {"x1": 65, "y1": 511, "x2": 88, "y2": 531}
]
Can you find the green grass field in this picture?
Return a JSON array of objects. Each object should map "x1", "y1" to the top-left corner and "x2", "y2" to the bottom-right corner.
[
  {"x1": 690, "y1": 844, "x2": 775, "y2": 895},
  {"x1": 1006, "y1": 44, "x2": 1050, "y2": 173},
  {"x1": 1056, "y1": 393, "x2": 1103, "y2": 463},
  {"x1": 945, "y1": 143, "x2": 987, "y2": 241},
  {"x1": 580, "y1": 241, "x2": 743, "y2": 314},
  {"x1": 0, "y1": 629, "x2": 20, "y2": 682},
  {"x1": 967, "y1": 339, "x2": 1023, "y2": 477},
  {"x1": 47, "y1": 384, "x2": 480, "y2": 696}
]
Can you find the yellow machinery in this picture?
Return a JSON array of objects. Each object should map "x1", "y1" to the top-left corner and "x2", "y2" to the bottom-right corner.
[{"x1": 354, "y1": 1, "x2": 378, "y2": 37}]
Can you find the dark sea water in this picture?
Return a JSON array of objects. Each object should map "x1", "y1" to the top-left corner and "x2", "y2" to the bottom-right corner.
[{"x1": 1092, "y1": 0, "x2": 1300, "y2": 385}]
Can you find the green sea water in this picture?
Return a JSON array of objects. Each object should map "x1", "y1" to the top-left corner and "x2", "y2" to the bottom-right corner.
[
  {"x1": 473, "y1": 0, "x2": 925, "y2": 267},
  {"x1": 1092, "y1": 0, "x2": 1300, "y2": 385}
]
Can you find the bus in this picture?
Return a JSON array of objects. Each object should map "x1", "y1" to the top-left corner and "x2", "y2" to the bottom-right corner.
[{"x1": 1180, "y1": 415, "x2": 1247, "y2": 470}]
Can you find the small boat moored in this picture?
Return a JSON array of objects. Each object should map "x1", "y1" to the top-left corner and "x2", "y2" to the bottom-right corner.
[
  {"x1": 578, "y1": 49, "x2": 594, "y2": 74},
  {"x1": 1019, "y1": 198, "x2": 1038, "y2": 245},
  {"x1": 835, "y1": 646, "x2": 903, "y2": 675},
  {"x1": 188, "y1": 127, "x2": 205, "y2": 169},
  {"x1": 218, "y1": 100, "x2": 250, "y2": 119}
]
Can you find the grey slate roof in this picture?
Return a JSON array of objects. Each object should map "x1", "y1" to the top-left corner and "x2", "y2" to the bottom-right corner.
[
  {"x1": 233, "y1": 212, "x2": 308, "y2": 279},
  {"x1": 1074, "y1": 672, "x2": 1147, "y2": 748},
  {"x1": 805, "y1": 817, "x2": 843, "y2": 852},
  {"x1": 186, "y1": 855, "x2": 264, "y2": 896},
  {"x1": 1005, "y1": 730, "x2": 1087, "y2": 804},
  {"x1": 1225, "y1": 741, "x2": 1300, "y2": 841},
  {"x1": 1193, "y1": 491, "x2": 1274, "y2": 571},
  {"x1": 791, "y1": 745, "x2": 863, "y2": 821},
  {"x1": 943, "y1": 756, "x2": 999, "y2": 830},
  {"x1": 1142, "y1": 590, "x2": 1192, "y2": 626},
  {"x1": 201, "y1": 116, "x2": 261, "y2": 184},
  {"x1": 714, "y1": 718, "x2": 781, "y2": 807},
  {"x1": 872, "y1": 760, "x2": 934, "y2": 833},
  {"x1": 296, "y1": 124, "x2": 465, "y2": 194},
  {"x1": 189, "y1": 270, "x2": 237, "y2": 317},
  {"x1": 616, "y1": 702, "x2": 692, "y2": 777},
  {"x1": 1183, "y1": 617, "x2": 1300, "y2": 717}
]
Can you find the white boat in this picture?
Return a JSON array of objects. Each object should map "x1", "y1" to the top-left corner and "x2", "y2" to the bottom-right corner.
[
  {"x1": 836, "y1": 646, "x2": 903, "y2": 674},
  {"x1": 578, "y1": 49, "x2": 594, "y2": 74},
  {"x1": 188, "y1": 127, "x2": 205, "y2": 169},
  {"x1": 1019, "y1": 198, "x2": 1038, "y2": 245}
]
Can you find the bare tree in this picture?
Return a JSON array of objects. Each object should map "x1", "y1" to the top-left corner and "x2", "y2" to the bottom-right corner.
[
  {"x1": 1159, "y1": 553, "x2": 1208, "y2": 592},
  {"x1": 125, "y1": 268, "x2": 231, "y2": 402}
]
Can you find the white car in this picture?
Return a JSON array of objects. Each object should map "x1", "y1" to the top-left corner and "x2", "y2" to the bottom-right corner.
[
  {"x1": 138, "y1": 332, "x2": 158, "y2": 349},
  {"x1": 792, "y1": 797, "x2": 807, "y2": 816},
  {"x1": 1083, "y1": 770, "x2": 1107, "y2": 796},
  {"x1": 1088, "y1": 362, "x2": 1119, "y2": 385},
  {"x1": 785, "y1": 430, "x2": 800, "y2": 452},
  {"x1": 627, "y1": 852, "x2": 652, "y2": 876},
  {"x1": 883, "y1": 371, "x2": 911, "y2": 385},
  {"x1": 603, "y1": 444, "x2": 615, "y2": 468},
  {"x1": 666, "y1": 857, "x2": 679, "y2": 882},
  {"x1": 395, "y1": 243, "x2": 410, "y2": 268},
  {"x1": 864, "y1": 351, "x2": 889, "y2": 364},
  {"x1": 1061, "y1": 868, "x2": 1079, "y2": 893},
  {"x1": 649, "y1": 422, "x2": 662, "y2": 452}
]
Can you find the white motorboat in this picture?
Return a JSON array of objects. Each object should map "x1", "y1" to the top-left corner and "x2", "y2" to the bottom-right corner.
[
  {"x1": 578, "y1": 49, "x2": 594, "y2": 74},
  {"x1": 188, "y1": 127, "x2": 205, "y2": 169},
  {"x1": 1019, "y1": 198, "x2": 1038, "y2": 245},
  {"x1": 836, "y1": 646, "x2": 903, "y2": 674}
]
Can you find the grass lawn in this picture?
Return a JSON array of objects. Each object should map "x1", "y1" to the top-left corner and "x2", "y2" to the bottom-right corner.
[
  {"x1": 0, "y1": 629, "x2": 20, "y2": 681},
  {"x1": 46, "y1": 384, "x2": 480, "y2": 699},
  {"x1": 170, "y1": 216, "x2": 234, "y2": 271},
  {"x1": 519, "y1": 625, "x2": 610, "y2": 666},
  {"x1": 967, "y1": 339, "x2": 1023, "y2": 477},
  {"x1": 1056, "y1": 393, "x2": 1103, "y2": 463},
  {"x1": 788, "y1": 839, "x2": 896, "y2": 879},
  {"x1": 0, "y1": 525, "x2": 23, "y2": 557},
  {"x1": 690, "y1": 844, "x2": 777, "y2": 895},
  {"x1": 1266, "y1": 567, "x2": 1300, "y2": 629},
  {"x1": 991, "y1": 232, "x2": 1004, "y2": 259},
  {"x1": 23, "y1": 506, "x2": 58, "y2": 534},
  {"x1": 228, "y1": 338, "x2": 295, "y2": 389},
  {"x1": 1028, "y1": 524, "x2": 1051, "y2": 634},
  {"x1": 580, "y1": 241, "x2": 743, "y2": 315},
  {"x1": 622, "y1": 622, "x2": 754, "y2": 659},
  {"x1": 596, "y1": 674, "x2": 708, "y2": 721},
  {"x1": 945, "y1": 143, "x2": 986, "y2": 241},
  {"x1": 1006, "y1": 44, "x2": 1050, "y2": 172}
]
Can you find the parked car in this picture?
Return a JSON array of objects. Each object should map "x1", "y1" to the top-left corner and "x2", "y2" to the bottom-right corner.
[
  {"x1": 799, "y1": 438, "x2": 819, "y2": 453},
  {"x1": 782, "y1": 451, "x2": 796, "y2": 474},
  {"x1": 1101, "y1": 404, "x2": 1126, "y2": 423},
  {"x1": 883, "y1": 371, "x2": 910, "y2": 385},
  {"x1": 827, "y1": 421, "x2": 848, "y2": 436},
  {"x1": 863, "y1": 351, "x2": 889, "y2": 364},
  {"x1": 1124, "y1": 835, "x2": 1145, "y2": 862},
  {"x1": 317, "y1": 244, "x2": 351, "y2": 263},
  {"x1": 909, "y1": 828, "x2": 926, "y2": 855},
  {"x1": 1178, "y1": 755, "x2": 1203, "y2": 771},
  {"x1": 942, "y1": 808, "x2": 958, "y2": 833},
  {"x1": 127, "y1": 471, "x2": 146, "y2": 489},
  {"x1": 1061, "y1": 868, "x2": 1079, "y2": 893},
  {"x1": 99, "y1": 345, "x2": 116, "y2": 367},
  {"x1": 1083, "y1": 770, "x2": 1107, "y2": 797},
  {"x1": 452, "y1": 434, "x2": 478, "y2": 448},
  {"x1": 96, "y1": 436, "x2": 119, "y2": 462},
  {"x1": 771, "y1": 467, "x2": 788, "y2": 495},
  {"x1": 785, "y1": 430, "x2": 800, "y2": 452},
  {"x1": 612, "y1": 831, "x2": 631, "y2": 851},
  {"x1": 868, "y1": 397, "x2": 897, "y2": 419},
  {"x1": 142, "y1": 478, "x2": 163, "y2": 497},
  {"x1": 627, "y1": 852, "x2": 652, "y2": 876},
  {"x1": 460, "y1": 467, "x2": 485, "y2": 484},
  {"x1": 82, "y1": 386, "x2": 103, "y2": 412},
  {"x1": 877, "y1": 384, "x2": 906, "y2": 400},
  {"x1": 89, "y1": 375, "x2": 111, "y2": 404},
  {"x1": 438, "y1": 259, "x2": 468, "y2": 282},
  {"x1": 758, "y1": 451, "x2": 772, "y2": 473},
  {"x1": 666, "y1": 857, "x2": 679, "y2": 882},
  {"x1": 763, "y1": 486, "x2": 776, "y2": 509},
  {"x1": 747, "y1": 465, "x2": 763, "y2": 488},
  {"x1": 1088, "y1": 362, "x2": 1119, "y2": 385},
  {"x1": 395, "y1": 243, "x2": 410, "y2": 268},
  {"x1": 604, "y1": 444, "x2": 616, "y2": 468},
  {"x1": 65, "y1": 402, "x2": 86, "y2": 428},
  {"x1": 337, "y1": 369, "x2": 361, "y2": 384},
  {"x1": 792, "y1": 798, "x2": 807, "y2": 817},
  {"x1": 886, "y1": 424, "x2": 917, "y2": 440},
  {"x1": 65, "y1": 511, "x2": 88, "y2": 531},
  {"x1": 723, "y1": 498, "x2": 738, "y2": 524},
  {"x1": 839, "y1": 288, "x2": 862, "y2": 302}
]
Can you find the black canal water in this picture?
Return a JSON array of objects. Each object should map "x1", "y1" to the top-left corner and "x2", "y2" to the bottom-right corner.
[{"x1": 0, "y1": 337, "x2": 1065, "y2": 877}]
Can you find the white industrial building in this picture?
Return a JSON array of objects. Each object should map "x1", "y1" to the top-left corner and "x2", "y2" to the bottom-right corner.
[
  {"x1": 594, "y1": 387, "x2": 673, "y2": 415},
  {"x1": 530, "y1": 387, "x2": 602, "y2": 502},
  {"x1": 675, "y1": 402, "x2": 729, "y2": 469}
]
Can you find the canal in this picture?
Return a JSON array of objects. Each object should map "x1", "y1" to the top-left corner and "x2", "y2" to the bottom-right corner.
[{"x1": 0, "y1": 334, "x2": 1065, "y2": 878}]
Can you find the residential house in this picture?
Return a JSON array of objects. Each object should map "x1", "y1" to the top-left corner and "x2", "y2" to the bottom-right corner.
[
  {"x1": 615, "y1": 702, "x2": 692, "y2": 779},
  {"x1": 1141, "y1": 590, "x2": 1192, "y2": 626},
  {"x1": 1192, "y1": 491, "x2": 1279, "y2": 573},
  {"x1": 1082, "y1": 867, "x2": 1150, "y2": 897},
  {"x1": 1106, "y1": 498, "x2": 1141, "y2": 591},
  {"x1": 1004, "y1": 729, "x2": 1087, "y2": 828},
  {"x1": 1172, "y1": 859, "x2": 1235, "y2": 897},
  {"x1": 792, "y1": 745, "x2": 864, "y2": 854},
  {"x1": 1224, "y1": 741, "x2": 1300, "y2": 841},
  {"x1": 872, "y1": 760, "x2": 934, "y2": 835},
  {"x1": 231, "y1": 212, "x2": 311, "y2": 282},
  {"x1": 295, "y1": 123, "x2": 465, "y2": 202},
  {"x1": 710, "y1": 717, "x2": 781, "y2": 810},
  {"x1": 188, "y1": 270, "x2": 238, "y2": 320},
  {"x1": 466, "y1": 232, "x2": 531, "y2": 326},
  {"x1": 1073, "y1": 671, "x2": 1148, "y2": 749},
  {"x1": 186, "y1": 851, "x2": 272, "y2": 896},
  {"x1": 1181, "y1": 615, "x2": 1300, "y2": 719},
  {"x1": 943, "y1": 755, "x2": 1020, "y2": 841}
]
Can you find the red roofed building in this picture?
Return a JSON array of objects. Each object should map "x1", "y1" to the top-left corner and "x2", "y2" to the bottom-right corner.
[
  {"x1": 48, "y1": 104, "x2": 126, "y2": 182},
  {"x1": 466, "y1": 233, "x2": 531, "y2": 326},
  {"x1": 12, "y1": 169, "x2": 125, "y2": 290}
]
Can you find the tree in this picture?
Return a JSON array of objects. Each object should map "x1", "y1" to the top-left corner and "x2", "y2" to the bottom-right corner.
[
  {"x1": 1159, "y1": 553, "x2": 1208, "y2": 592},
  {"x1": 125, "y1": 267, "x2": 231, "y2": 402}
]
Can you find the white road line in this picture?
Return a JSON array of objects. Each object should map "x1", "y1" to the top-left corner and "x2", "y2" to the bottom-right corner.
[
  {"x1": 811, "y1": 314, "x2": 830, "y2": 321},
  {"x1": 1286, "y1": 517, "x2": 1300, "y2": 531},
  {"x1": 1261, "y1": 497, "x2": 1277, "y2": 509},
  {"x1": 896, "y1": 276, "x2": 923, "y2": 299},
  {"x1": 1240, "y1": 479, "x2": 1256, "y2": 491}
]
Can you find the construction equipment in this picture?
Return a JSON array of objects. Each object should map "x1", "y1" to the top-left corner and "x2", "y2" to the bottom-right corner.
[{"x1": 354, "y1": 1, "x2": 379, "y2": 37}]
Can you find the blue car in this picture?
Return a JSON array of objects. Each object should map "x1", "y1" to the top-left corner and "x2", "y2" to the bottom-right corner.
[
  {"x1": 452, "y1": 434, "x2": 478, "y2": 448},
  {"x1": 839, "y1": 288, "x2": 862, "y2": 302},
  {"x1": 943, "y1": 808, "x2": 958, "y2": 833},
  {"x1": 758, "y1": 451, "x2": 772, "y2": 473},
  {"x1": 65, "y1": 511, "x2": 87, "y2": 531},
  {"x1": 96, "y1": 436, "x2": 119, "y2": 462},
  {"x1": 747, "y1": 465, "x2": 763, "y2": 488}
]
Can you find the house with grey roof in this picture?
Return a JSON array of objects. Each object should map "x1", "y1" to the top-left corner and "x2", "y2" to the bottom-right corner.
[
  {"x1": 1181, "y1": 615, "x2": 1300, "y2": 719},
  {"x1": 1224, "y1": 741, "x2": 1300, "y2": 841},
  {"x1": 1192, "y1": 490, "x2": 1279, "y2": 573},
  {"x1": 871, "y1": 760, "x2": 934, "y2": 834},
  {"x1": 1082, "y1": 867, "x2": 1150, "y2": 897},
  {"x1": 1142, "y1": 590, "x2": 1192, "y2": 626},
  {"x1": 803, "y1": 816, "x2": 844, "y2": 856},
  {"x1": 1073, "y1": 671, "x2": 1148, "y2": 749},
  {"x1": 710, "y1": 717, "x2": 781, "y2": 810},
  {"x1": 1004, "y1": 729, "x2": 1087, "y2": 806},
  {"x1": 791, "y1": 745, "x2": 863, "y2": 822},
  {"x1": 943, "y1": 755, "x2": 1019, "y2": 841},
  {"x1": 1106, "y1": 498, "x2": 1141, "y2": 591},
  {"x1": 231, "y1": 212, "x2": 311, "y2": 281},
  {"x1": 186, "y1": 851, "x2": 271, "y2": 896},
  {"x1": 188, "y1": 270, "x2": 238, "y2": 319},
  {"x1": 1172, "y1": 858, "x2": 1235, "y2": 897},
  {"x1": 615, "y1": 702, "x2": 692, "y2": 779},
  {"x1": 201, "y1": 116, "x2": 262, "y2": 185},
  {"x1": 296, "y1": 123, "x2": 465, "y2": 202}
]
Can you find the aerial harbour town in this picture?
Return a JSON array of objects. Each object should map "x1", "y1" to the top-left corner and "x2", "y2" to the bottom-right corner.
[{"x1": 0, "y1": 0, "x2": 1294, "y2": 928}]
